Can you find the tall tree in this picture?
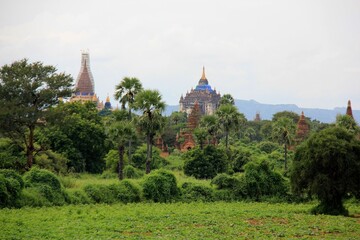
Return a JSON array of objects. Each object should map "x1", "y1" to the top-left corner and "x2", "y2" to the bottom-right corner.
[
  {"x1": 272, "y1": 117, "x2": 296, "y2": 171},
  {"x1": 106, "y1": 121, "x2": 136, "y2": 180},
  {"x1": 219, "y1": 94, "x2": 235, "y2": 106},
  {"x1": 134, "y1": 89, "x2": 165, "y2": 174},
  {"x1": 291, "y1": 127, "x2": 360, "y2": 215},
  {"x1": 215, "y1": 104, "x2": 245, "y2": 150},
  {"x1": 114, "y1": 77, "x2": 143, "y2": 118},
  {"x1": 199, "y1": 115, "x2": 219, "y2": 145},
  {"x1": 114, "y1": 77, "x2": 143, "y2": 159},
  {"x1": 0, "y1": 59, "x2": 73, "y2": 169}
]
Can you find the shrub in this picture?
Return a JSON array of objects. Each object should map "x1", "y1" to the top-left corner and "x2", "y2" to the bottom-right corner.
[
  {"x1": 34, "y1": 150, "x2": 68, "y2": 175},
  {"x1": 83, "y1": 184, "x2": 114, "y2": 204},
  {"x1": 123, "y1": 165, "x2": 143, "y2": 179},
  {"x1": 0, "y1": 170, "x2": 24, "y2": 207},
  {"x1": 23, "y1": 168, "x2": 68, "y2": 206},
  {"x1": 244, "y1": 160, "x2": 288, "y2": 200},
  {"x1": 184, "y1": 145, "x2": 228, "y2": 179},
  {"x1": 109, "y1": 180, "x2": 141, "y2": 203},
  {"x1": 17, "y1": 187, "x2": 51, "y2": 207},
  {"x1": 131, "y1": 144, "x2": 169, "y2": 170},
  {"x1": 257, "y1": 141, "x2": 279, "y2": 154},
  {"x1": 66, "y1": 189, "x2": 91, "y2": 205},
  {"x1": 230, "y1": 147, "x2": 253, "y2": 172},
  {"x1": 104, "y1": 149, "x2": 129, "y2": 173},
  {"x1": 142, "y1": 170, "x2": 179, "y2": 203},
  {"x1": 211, "y1": 173, "x2": 239, "y2": 190},
  {"x1": 181, "y1": 182, "x2": 214, "y2": 202},
  {"x1": 24, "y1": 168, "x2": 62, "y2": 191},
  {"x1": 0, "y1": 138, "x2": 26, "y2": 171}
]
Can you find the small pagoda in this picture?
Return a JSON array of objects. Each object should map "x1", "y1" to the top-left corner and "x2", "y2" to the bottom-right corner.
[
  {"x1": 295, "y1": 111, "x2": 310, "y2": 143},
  {"x1": 346, "y1": 100, "x2": 353, "y2": 119}
]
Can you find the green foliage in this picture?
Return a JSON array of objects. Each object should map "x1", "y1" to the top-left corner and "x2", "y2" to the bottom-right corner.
[
  {"x1": 229, "y1": 146, "x2": 253, "y2": 172},
  {"x1": 184, "y1": 145, "x2": 228, "y2": 179},
  {"x1": 181, "y1": 182, "x2": 215, "y2": 202},
  {"x1": 0, "y1": 138, "x2": 26, "y2": 170},
  {"x1": 142, "y1": 170, "x2": 179, "y2": 203},
  {"x1": 104, "y1": 150, "x2": 121, "y2": 173},
  {"x1": 110, "y1": 180, "x2": 141, "y2": 203},
  {"x1": 66, "y1": 189, "x2": 91, "y2": 204},
  {"x1": 131, "y1": 144, "x2": 169, "y2": 170},
  {"x1": 0, "y1": 59, "x2": 73, "y2": 169},
  {"x1": 257, "y1": 141, "x2": 280, "y2": 154},
  {"x1": 211, "y1": 173, "x2": 239, "y2": 190},
  {"x1": 123, "y1": 165, "x2": 144, "y2": 179},
  {"x1": 34, "y1": 150, "x2": 68, "y2": 175},
  {"x1": 22, "y1": 168, "x2": 68, "y2": 206},
  {"x1": 39, "y1": 102, "x2": 107, "y2": 173},
  {"x1": 291, "y1": 127, "x2": 360, "y2": 215},
  {"x1": 272, "y1": 111, "x2": 300, "y2": 124},
  {"x1": 336, "y1": 114, "x2": 359, "y2": 134},
  {"x1": 244, "y1": 160, "x2": 288, "y2": 200},
  {"x1": 0, "y1": 171, "x2": 23, "y2": 207}
]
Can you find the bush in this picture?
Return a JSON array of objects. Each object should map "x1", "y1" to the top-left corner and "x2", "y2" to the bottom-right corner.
[
  {"x1": 17, "y1": 187, "x2": 51, "y2": 207},
  {"x1": 131, "y1": 144, "x2": 169, "y2": 170},
  {"x1": 230, "y1": 147, "x2": 253, "y2": 172},
  {"x1": 0, "y1": 138, "x2": 26, "y2": 171},
  {"x1": 142, "y1": 170, "x2": 179, "y2": 203},
  {"x1": 123, "y1": 165, "x2": 144, "y2": 179},
  {"x1": 181, "y1": 182, "x2": 214, "y2": 202},
  {"x1": 104, "y1": 149, "x2": 129, "y2": 173},
  {"x1": 257, "y1": 141, "x2": 279, "y2": 154},
  {"x1": 23, "y1": 168, "x2": 68, "y2": 206},
  {"x1": 66, "y1": 189, "x2": 92, "y2": 205},
  {"x1": 244, "y1": 160, "x2": 288, "y2": 200},
  {"x1": 211, "y1": 173, "x2": 239, "y2": 190},
  {"x1": 34, "y1": 150, "x2": 68, "y2": 175},
  {"x1": 83, "y1": 184, "x2": 114, "y2": 203},
  {"x1": 184, "y1": 146, "x2": 228, "y2": 179},
  {"x1": 0, "y1": 170, "x2": 24, "y2": 207},
  {"x1": 109, "y1": 180, "x2": 141, "y2": 203}
]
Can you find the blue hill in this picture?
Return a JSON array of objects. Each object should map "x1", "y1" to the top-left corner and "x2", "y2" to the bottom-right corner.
[{"x1": 164, "y1": 99, "x2": 359, "y2": 124}]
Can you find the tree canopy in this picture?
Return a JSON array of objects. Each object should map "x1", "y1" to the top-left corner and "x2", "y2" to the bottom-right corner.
[
  {"x1": 0, "y1": 59, "x2": 73, "y2": 169},
  {"x1": 291, "y1": 127, "x2": 360, "y2": 215}
]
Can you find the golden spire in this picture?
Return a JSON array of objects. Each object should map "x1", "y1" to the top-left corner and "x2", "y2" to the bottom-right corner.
[
  {"x1": 201, "y1": 66, "x2": 206, "y2": 80},
  {"x1": 106, "y1": 94, "x2": 110, "y2": 103},
  {"x1": 348, "y1": 100, "x2": 351, "y2": 107}
]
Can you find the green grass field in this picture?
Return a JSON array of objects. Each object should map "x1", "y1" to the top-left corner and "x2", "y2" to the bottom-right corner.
[{"x1": 1, "y1": 202, "x2": 359, "y2": 239}]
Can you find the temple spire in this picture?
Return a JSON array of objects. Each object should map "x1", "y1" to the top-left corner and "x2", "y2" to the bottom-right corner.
[
  {"x1": 346, "y1": 100, "x2": 353, "y2": 119},
  {"x1": 201, "y1": 66, "x2": 206, "y2": 80}
]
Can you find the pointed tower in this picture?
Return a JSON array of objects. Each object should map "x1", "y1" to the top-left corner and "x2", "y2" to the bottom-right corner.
[
  {"x1": 75, "y1": 51, "x2": 95, "y2": 95},
  {"x1": 254, "y1": 112, "x2": 261, "y2": 122},
  {"x1": 296, "y1": 111, "x2": 310, "y2": 143},
  {"x1": 104, "y1": 94, "x2": 112, "y2": 109},
  {"x1": 346, "y1": 100, "x2": 354, "y2": 119}
]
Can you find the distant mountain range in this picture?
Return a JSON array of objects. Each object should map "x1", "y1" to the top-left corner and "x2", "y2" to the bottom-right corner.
[{"x1": 164, "y1": 99, "x2": 359, "y2": 124}]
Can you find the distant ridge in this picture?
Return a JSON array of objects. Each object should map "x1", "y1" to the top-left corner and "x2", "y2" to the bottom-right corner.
[{"x1": 164, "y1": 99, "x2": 359, "y2": 124}]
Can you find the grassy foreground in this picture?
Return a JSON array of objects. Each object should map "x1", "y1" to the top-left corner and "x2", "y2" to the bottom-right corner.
[{"x1": 1, "y1": 202, "x2": 360, "y2": 239}]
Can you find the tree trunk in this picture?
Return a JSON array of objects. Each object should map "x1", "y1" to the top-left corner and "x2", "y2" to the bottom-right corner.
[
  {"x1": 284, "y1": 143, "x2": 288, "y2": 171},
  {"x1": 128, "y1": 109, "x2": 132, "y2": 162},
  {"x1": 118, "y1": 145, "x2": 125, "y2": 180},
  {"x1": 146, "y1": 134, "x2": 152, "y2": 174},
  {"x1": 225, "y1": 131, "x2": 229, "y2": 150},
  {"x1": 26, "y1": 126, "x2": 35, "y2": 170}
]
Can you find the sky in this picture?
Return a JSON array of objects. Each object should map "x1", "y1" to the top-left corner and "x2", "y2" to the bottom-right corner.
[{"x1": 0, "y1": 0, "x2": 359, "y2": 110}]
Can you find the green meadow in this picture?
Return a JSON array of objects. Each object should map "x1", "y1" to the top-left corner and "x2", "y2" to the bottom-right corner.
[{"x1": 1, "y1": 202, "x2": 360, "y2": 239}]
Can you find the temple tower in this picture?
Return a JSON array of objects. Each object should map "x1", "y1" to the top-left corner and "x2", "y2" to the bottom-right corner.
[
  {"x1": 179, "y1": 67, "x2": 221, "y2": 115},
  {"x1": 295, "y1": 111, "x2": 310, "y2": 143},
  {"x1": 346, "y1": 100, "x2": 354, "y2": 119}
]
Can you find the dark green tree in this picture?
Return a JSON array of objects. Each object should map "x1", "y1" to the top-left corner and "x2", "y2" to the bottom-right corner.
[
  {"x1": 272, "y1": 111, "x2": 300, "y2": 124},
  {"x1": 106, "y1": 121, "x2": 136, "y2": 180},
  {"x1": 0, "y1": 59, "x2": 73, "y2": 169},
  {"x1": 134, "y1": 89, "x2": 165, "y2": 174},
  {"x1": 336, "y1": 114, "x2": 359, "y2": 134},
  {"x1": 291, "y1": 127, "x2": 360, "y2": 215},
  {"x1": 219, "y1": 94, "x2": 235, "y2": 106},
  {"x1": 216, "y1": 104, "x2": 246, "y2": 150},
  {"x1": 114, "y1": 77, "x2": 143, "y2": 159},
  {"x1": 272, "y1": 117, "x2": 296, "y2": 171}
]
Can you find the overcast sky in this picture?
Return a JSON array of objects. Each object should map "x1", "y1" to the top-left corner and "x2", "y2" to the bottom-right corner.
[{"x1": 0, "y1": 0, "x2": 359, "y2": 110}]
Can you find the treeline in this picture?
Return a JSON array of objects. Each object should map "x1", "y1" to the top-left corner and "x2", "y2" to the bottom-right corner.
[{"x1": 1, "y1": 59, "x2": 360, "y2": 215}]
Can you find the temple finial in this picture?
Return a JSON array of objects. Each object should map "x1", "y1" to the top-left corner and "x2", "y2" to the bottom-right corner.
[
  {"x1": 348, "y1": 100, "x2": 351, "y2": 107},
  {"x1": 106, "y1": 94, "x2": 110, "y2": 103},
  {"x1": 201, "y1": 66, "x2": 206, "y2": 80},
  {"x1": 346, "y1": 100, "x2": 353, "y2": 118}
]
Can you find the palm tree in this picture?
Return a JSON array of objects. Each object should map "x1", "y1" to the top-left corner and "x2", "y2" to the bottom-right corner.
[
  {"x1": 199, "y1": 115, "x2": 219, "y2": 145},
  {"x1": 219, "y1": 94, "x2": 235, "y2": 106},
  {"x1": 215, "y1": 104, "x2": 245, "y2": 150},
  {"x1": 272, "y1": 117, "x2": 296, "y2": 171},
  {"x1": 114, "y1": 77, "x2": 143, "y2": 118},
  {"x1": 134, "y1": 89, "x2": 165, "y2": 174},
  {"x1": 114, "y1": 77, "x2": 143, "y2": 160},
  {"x1": 106, "y1": 121, "x2": 136, "y2": 180}
]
